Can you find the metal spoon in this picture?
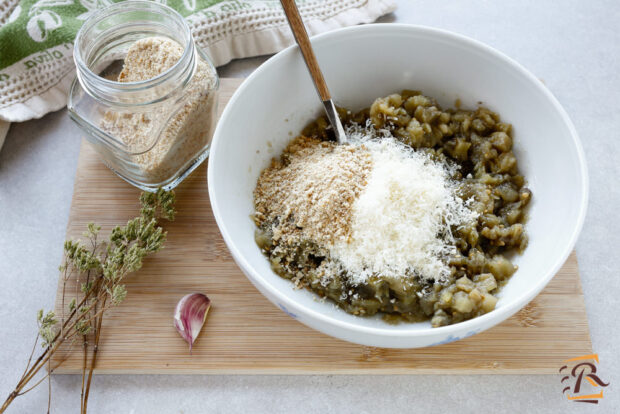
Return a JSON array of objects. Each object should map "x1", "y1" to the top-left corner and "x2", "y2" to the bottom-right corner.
[{"x1": 280, "y1": 0, "x2": 347, "y2": 144}]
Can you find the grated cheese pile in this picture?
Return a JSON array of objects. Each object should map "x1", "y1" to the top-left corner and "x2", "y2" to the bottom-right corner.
[
  {"x1": 254, "y1": 123, "x2": 478, "y2": 284},
  {"x1": 332, "y1": 128, "x2": 478, "y2": 283}
]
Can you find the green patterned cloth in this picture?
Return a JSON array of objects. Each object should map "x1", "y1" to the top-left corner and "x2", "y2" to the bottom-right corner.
[{"x1": 0, "y1": 0, "x2": 396, "y2": 124}]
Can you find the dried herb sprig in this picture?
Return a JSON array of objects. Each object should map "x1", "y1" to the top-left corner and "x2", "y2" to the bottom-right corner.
[{"x1": 1, "y1": 189, "x2": 176, "y2": 414}]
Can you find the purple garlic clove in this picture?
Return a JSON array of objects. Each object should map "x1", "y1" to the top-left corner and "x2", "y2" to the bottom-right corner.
[{"x1": 174, "y1": 293, "x2": 211, "y2": 353}]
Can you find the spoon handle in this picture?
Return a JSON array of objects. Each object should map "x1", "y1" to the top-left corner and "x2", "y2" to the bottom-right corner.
[
  {"x1": 280, "y1": 0, "x2": 347, "y2": 143},
  {"x1": 280, "y1": 0, "x2": 331, "y2": 101}
]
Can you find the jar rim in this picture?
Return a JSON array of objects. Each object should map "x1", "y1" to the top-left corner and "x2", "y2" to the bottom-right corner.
[{"x1": 73, "y1": 0, "x2": 195, "y2": 105}]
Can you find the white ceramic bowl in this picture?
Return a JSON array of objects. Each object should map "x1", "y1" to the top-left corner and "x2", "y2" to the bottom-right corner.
[{"x1": 208, "y1": 24, "x2": 588, "y2": 348}]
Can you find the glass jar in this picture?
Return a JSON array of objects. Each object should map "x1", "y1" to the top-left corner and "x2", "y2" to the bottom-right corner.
[{"x1": 68, "y1": 1, "x2": 219, "y2": 191}]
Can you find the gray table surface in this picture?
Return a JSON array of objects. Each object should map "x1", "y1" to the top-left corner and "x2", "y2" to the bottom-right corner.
[{"x1": 1, "y1": 0, "x2": 618, "y2": 413}]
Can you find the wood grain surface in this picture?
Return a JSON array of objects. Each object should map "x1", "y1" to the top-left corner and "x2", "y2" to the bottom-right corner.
[{"x1": 52, "y1": 78, "x2": 591, "y2": 374}]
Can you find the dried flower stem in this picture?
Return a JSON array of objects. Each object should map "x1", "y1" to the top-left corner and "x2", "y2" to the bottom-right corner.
[
  {"x1": 17, "y1": 373, "x2": 49, "y2": 397},
  {"x1": 46, "y1": 359, "x2": 51, "y2": 414},
  {"x1": 82, "y1": 294, "x2": 106, "y2": 414},
  {"x1": 20, "y1": 334, "x2": 39, "y2": 381},
  {"x1": 80, "y1": 338, "x2": 87, "y2": 413},
  {"x1": 1, "y1": 301, "x2": 90, "y2": 412},
  {"x1": 0, "y1": 189, "x2": 176, "y2": 414}
]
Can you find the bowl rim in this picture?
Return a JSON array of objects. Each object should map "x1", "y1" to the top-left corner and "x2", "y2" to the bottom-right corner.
[{"x1": 208, "y1": 23, "x2": 589, "y2": 341}]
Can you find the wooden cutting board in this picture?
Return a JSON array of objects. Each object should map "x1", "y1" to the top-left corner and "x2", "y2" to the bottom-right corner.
[{"x1": 52, "y1": 78, "x2": 591, "y2": 374}]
